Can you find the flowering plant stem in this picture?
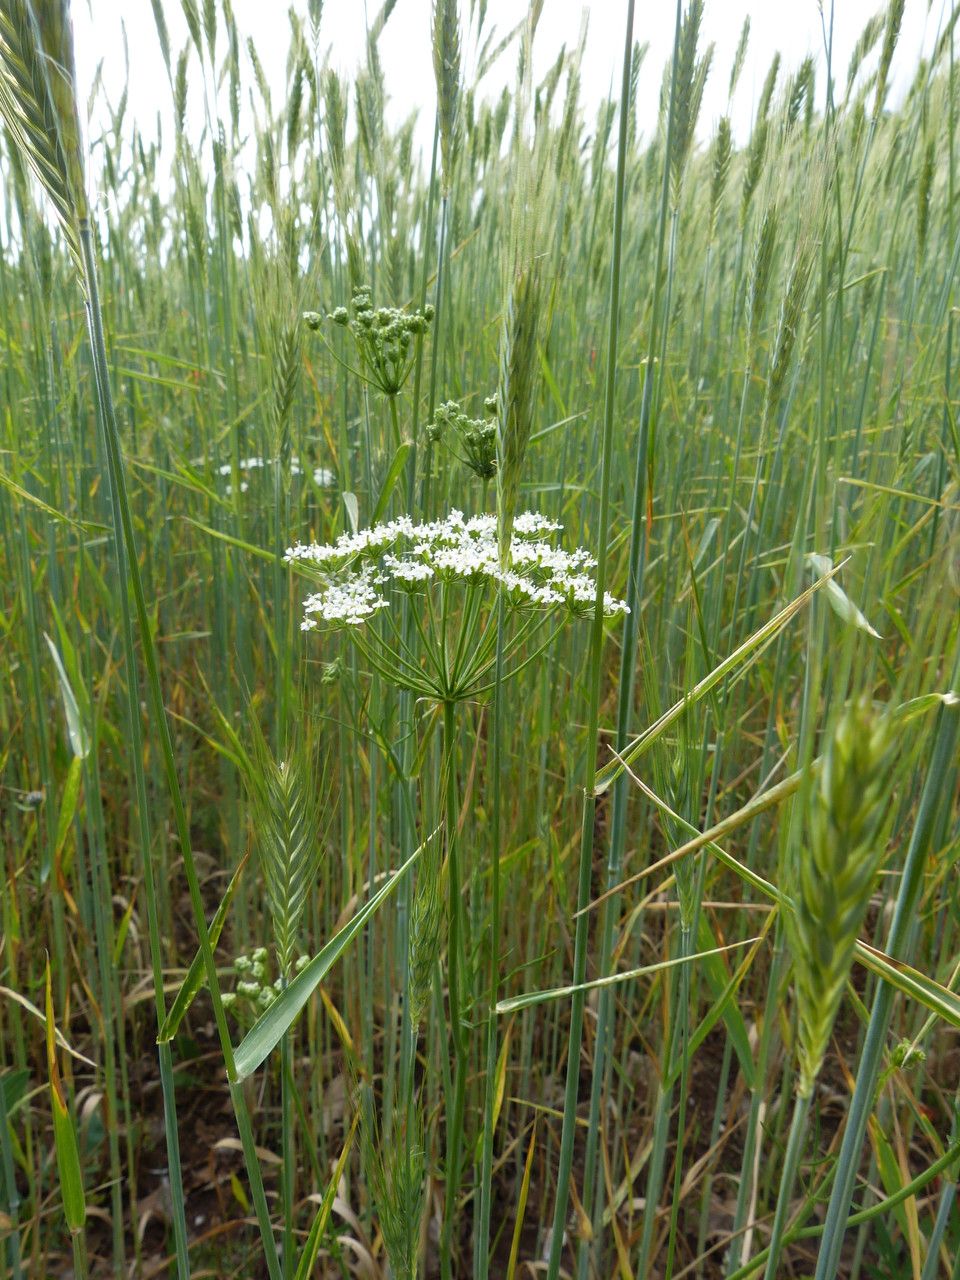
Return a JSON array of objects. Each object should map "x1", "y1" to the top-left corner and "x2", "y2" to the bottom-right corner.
[
  {"x1": 440, "y1": 696, "x2": 468, "y2": 1280},
  {"x1": 476, "y1": 588, "x2": 507, "y2": 1279}
]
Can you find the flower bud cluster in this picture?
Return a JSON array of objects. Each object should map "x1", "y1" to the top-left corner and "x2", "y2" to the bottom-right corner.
[
  {"x1": 429, "y1": 398, "x2": 498, "y2": 480},
  {"x1": 310, "y1": 285, "x2": 434, "y2": 397},
  {"x1": 222, "y1": 948, "x2": 310, "y2": 1016}
]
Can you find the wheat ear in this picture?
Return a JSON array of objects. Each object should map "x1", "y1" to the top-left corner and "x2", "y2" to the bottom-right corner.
[
  {"x1": 784, "y1": 699, "x2": 894, "y2": 1098},
  {"x1": 0, "y1": 0, "x2": 86, "y2": 271}
]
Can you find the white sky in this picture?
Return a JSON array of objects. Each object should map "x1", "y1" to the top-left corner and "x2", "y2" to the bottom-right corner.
[{"x1": 73, "y1": 0, "x2": 945, "y2": 177}]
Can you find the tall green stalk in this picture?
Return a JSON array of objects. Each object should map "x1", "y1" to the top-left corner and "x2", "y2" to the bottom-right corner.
[{"x1": 546, "y1": 5, "x2": 635, "y2": 1276}]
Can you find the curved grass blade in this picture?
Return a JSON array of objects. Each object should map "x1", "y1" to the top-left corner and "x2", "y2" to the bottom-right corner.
[
  {"x1": 157, "y1": 852, "x2": 250, "y2": 1043},
  {"x1": 294, "y1": 1108, "x2": 360, "y2": 1280},
  {"x1": 235, "y1": 837, "x2": 426, "y2": 1079},
  {"x1": 495, "y1": 938, "x2": 758, "y2": 1015},
  {"x1": 371, "y1": 440, "x2": 412, "y2": 524},
  {"x1": 594, "y1": 563, "x2": 845, "y2": 795},
  {"x1": 44, "y1": 960, "x2": 85, "y2": 1235},
  {"x1": 0, "y1": 985, "x2": 95, "y2": 1068}
]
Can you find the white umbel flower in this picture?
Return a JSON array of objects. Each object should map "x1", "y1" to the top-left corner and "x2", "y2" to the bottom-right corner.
[
  {"x1": 288, "y1": 509, "x2": 629, "y2": 633},
  {"x1": 301, "y1": 569, "x2": 390, "y2": 628}
]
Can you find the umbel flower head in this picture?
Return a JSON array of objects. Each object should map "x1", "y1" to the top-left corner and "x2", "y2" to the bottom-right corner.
[
  {"x1": 304, "y1": 285, "x2": 433, "y2": 398},
  {"x1": 286, "y1": 508, "x2": 628, "y2": 701}
]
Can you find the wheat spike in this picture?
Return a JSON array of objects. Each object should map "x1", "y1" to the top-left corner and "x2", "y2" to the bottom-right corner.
[
  {"x1": 709, "y1": 116, "x2": 732, "y2": 240},
  {"x1": 764, "y1": 234, "x2": 816, "y2": 425},
  {"x1": 362, "y1": 1091, "x2": 424, "y2": 1280},
  {"x1": 784, "y1": 699, "x2": 894, "y2": 1098},
  {"x1": 497, "y1": 255, "x2": 543, "y2": 564},
  {"x1": 432, "y1": 0, "x2": 460, "y2": 197},
  {"x1": 0, "y1": 0, "x2": 87, "y2": 272},
  {"x1": 409, "y1": 825, "x2": 444, "y2": 1026},
  {"x1": 873, "y1": 0, "x2": 906, "y2": 122},
  {"x1": 757, "y1": 52, "x2": 781, "y2": 122},
  {"x1": 270, "y1": 317, "x2": 302, "y2": 465},
  {"x1": 846, "y1": 10, "x2": 884, "y2": 98},
  {"x1": 915, "y1": 136, "x2": 934, "y2": 271},
  {"x1": 728, "y1": 14, "x2": 750, "y2": 100},
  {"x1": 243, "y1": 721, "x2": 322, "y2": 977},
  {"x1": 747, "y1": 202, "x2": 779, "y2": 352},
  {"x1": 941, "y1": 481, "x2": 960, "y2": 596},
  {"x1": 740, "y1": 117, "x2": 768, "y2": 227},
  {"x1": 669, "y1": 0, "x2": 708, "y2": 212}
]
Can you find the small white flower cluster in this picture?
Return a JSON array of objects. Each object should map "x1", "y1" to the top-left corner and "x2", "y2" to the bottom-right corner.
[
  {"x1": 301, "y1": 568, "x2": 390, "y2": 630},
  {"x1": 287, "y1": 509, "x2": 629, "y2": 630},
  {"x1": 207, "y1": 454, "x2": 336, "y2": 496},
  {"x1": 218, "y1": 455, "x2": 304, "y2": 495}
]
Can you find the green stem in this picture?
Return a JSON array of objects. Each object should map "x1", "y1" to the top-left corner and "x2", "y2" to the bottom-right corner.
[
  {"x1": 71, "y1": 1230, "x2": 89, "y2": 1280},
  {"x1": 761, "y1": 1090, "x2": 811, "y2": 1280},
  {"x1": 78, "y1": 223, "x2": 282, "y2": 1280},
  {"x1": 281, "y1": 1013, "x2": 294, "y2": 1280},
  {"x1": 726, "y1": 1131, "x2": 960, "y2": 1280},
  {"x1": 580, "y1": 0, "x2": 682, "y2": 1263},
  {"x1": 547, "y1": 6, "x2": 634, "y2": 1276},
  {"x1": 421, "y1": 195, "x2": 449, "y2": 519},
  {"x1": 440, "y1": 697, "x2": 467, "y2": 1280},
  {"x1": 476, "y1": 589, "x2": 506, "y2": 1279}
]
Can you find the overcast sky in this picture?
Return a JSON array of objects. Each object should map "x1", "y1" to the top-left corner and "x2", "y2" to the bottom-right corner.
[{"x1": 73, "y1": 0, "x2": 945, "y2": 173}]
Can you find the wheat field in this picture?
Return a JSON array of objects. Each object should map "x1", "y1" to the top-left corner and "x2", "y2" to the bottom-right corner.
[{"x1": 0, "y1": 0, "x2": 958, "y2": 1277}]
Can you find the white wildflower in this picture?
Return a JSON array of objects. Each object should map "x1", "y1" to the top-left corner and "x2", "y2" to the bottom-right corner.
[
  {"x1": 288, "y1": 508, "x2": 629, "y2": 633},
  {"x1": 495, "y1": 569, "x2": 563, "y2": 609},
  {"x1": 302, "y1": 569, "x2": 389, "y2": 627},
  {"x1": 384, "y1": 554, "x2": 435, "y2": 586},
  {"x1": 513, "y1": 511, "x2": 562, "y2": 538}
]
